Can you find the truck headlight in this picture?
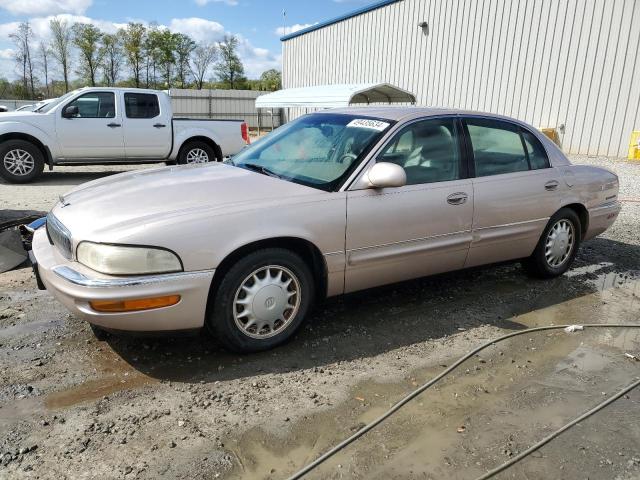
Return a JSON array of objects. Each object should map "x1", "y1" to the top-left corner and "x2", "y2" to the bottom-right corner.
[{"x1": 76, "y1": 242, "x2": 183, "y2": 275}]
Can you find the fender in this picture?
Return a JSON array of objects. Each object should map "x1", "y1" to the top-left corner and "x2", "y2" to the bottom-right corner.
[
  {"x1": 169, "y1": 126, "x2": 223, "y2": 161},
  {"x1": 0, "y1": 120, "x2": 61, "y2": 160}
]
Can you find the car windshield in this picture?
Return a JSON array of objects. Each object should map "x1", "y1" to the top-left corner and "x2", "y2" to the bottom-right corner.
[
  {"x1": 37, "y1": 91, "x2": 77, "y2": 113},
  {"x1": 229, "y1": 113, "x2": 393, "y2": 191}
]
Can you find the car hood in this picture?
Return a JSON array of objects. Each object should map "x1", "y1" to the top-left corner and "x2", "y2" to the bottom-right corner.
[
  {"x1": 52, "y1": 163, "x2": 322, "y2": 240},
  {"x1": 0, "y1": 111, "x2": 43, "y2": 121}
]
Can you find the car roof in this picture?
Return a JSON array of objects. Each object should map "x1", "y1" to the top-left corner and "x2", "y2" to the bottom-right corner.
[{"x1": 318, "y1": 106, "x2": 530, "y2": 125}]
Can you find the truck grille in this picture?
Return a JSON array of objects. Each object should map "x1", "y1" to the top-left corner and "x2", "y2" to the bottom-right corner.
[{"x1": 46, "y1": 213, "x2": 72, "y2": 259}]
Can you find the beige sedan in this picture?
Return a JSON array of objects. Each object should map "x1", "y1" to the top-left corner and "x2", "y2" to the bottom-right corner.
[{"x1": 31, "y1": 107, "x2": 621, "y2": 352}]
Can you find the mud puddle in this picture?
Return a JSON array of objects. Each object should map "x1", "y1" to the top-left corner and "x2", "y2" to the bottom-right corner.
[{"x1": 228, "y1": 277, "x2": 640, "y2": 479}]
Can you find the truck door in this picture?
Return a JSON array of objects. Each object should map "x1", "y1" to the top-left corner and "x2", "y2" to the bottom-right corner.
[
  {"x1": 55, "y1": 91, "x2": 125, "y2": 159},
  {"x1": 121, "y1": 92, "x2": 172, "y2": 159}
]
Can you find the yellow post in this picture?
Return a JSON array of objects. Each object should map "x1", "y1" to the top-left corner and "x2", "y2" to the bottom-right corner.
[{"x1": 629, "y1": 131, "x2": 640, "y2": 160}]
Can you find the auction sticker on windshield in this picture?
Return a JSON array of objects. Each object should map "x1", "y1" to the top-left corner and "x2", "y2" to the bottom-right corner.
[{"x1": 346, "y1": 119, "x2": 390, "y2": 131}]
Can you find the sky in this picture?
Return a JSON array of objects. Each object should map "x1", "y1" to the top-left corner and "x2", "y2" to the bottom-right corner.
[{"x1": 0, "y1": 0, "x2": 373, "y2": 81}]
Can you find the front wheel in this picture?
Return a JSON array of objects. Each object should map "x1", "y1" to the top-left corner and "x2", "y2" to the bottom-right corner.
[
  {"x1": 0, "y1": 140, "x2": 45, "y2": 183},
  {"x1": 177, "y1": 141, "x2": 217, "y2": 165},
  {"x1": 206, "y1": 248, "x2": 314, "y2": 353},
  {"x1": 522, "y1": 208, "x2": 581, "y2": 278}
]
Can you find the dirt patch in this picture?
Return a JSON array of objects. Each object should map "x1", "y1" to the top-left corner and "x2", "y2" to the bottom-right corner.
[{"x1": 1, "y1": 157, "x2": 640, "y2": 479}]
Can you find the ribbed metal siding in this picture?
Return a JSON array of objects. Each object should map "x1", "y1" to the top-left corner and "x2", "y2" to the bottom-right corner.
[
  {"x1": 168, "y1": 89, "x2": 282, "y2": 129},
  {"x1": 282, "y1": 0, "x2": 640, "y2": 157}
]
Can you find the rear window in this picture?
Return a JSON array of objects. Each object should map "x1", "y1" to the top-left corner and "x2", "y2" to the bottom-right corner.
[{"x1": 124, "y1": 93, "x2": 160, "y2": 119}]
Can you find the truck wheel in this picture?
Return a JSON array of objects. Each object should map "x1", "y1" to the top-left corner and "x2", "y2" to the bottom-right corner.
[
  {"x1": 177, "y1": 141, "x2": 217, "y2": 165},
  {"x1": 206, "y1": 248, "x2": 315, "y2": 353},
  {"x1": 522, "y1": 208, "x2": 581, "y2": 278},
  {"x1": 0, "y1": 140, "x2": 45, "y2": 183}
]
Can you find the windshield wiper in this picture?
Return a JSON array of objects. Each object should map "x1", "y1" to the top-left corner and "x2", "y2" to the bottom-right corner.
[{"x1": 241, "y1": 163, "x2": 284, "y2": 179}]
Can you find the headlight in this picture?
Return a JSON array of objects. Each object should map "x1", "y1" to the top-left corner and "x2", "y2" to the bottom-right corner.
[{"x1": 76, "y1": 242, "x2": 182, "y2": 275}]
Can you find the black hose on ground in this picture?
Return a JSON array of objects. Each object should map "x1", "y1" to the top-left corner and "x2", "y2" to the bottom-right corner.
[{"x1": 286, "y1": 324, "x2": 640, "y2": 480}]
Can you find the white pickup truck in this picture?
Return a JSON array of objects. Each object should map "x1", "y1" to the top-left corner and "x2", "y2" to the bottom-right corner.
[{"x1": 0, "y1": 87, "x2": 250, "y2": 183}]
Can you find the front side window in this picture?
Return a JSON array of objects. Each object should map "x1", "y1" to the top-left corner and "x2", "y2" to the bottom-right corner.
[
  {"x1": 466, "y1": 119, "x2": 529, "y2": 176},
  {"x1": 229, "y1": 113, "x2": 393, "y2": 191},
  {"x1": 124, "y1": 93, "x2": 160, "y2": 119},
  {"x1": 65, "y1": 92, "x2": 115, "y2": 118},
  {"x1": 378, "y1": 118, "x2": 461, "y2": 185}
]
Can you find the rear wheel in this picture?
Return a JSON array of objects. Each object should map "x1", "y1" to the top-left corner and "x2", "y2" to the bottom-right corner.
[
  {"x1": 177, "y1": 141, "x2": 217, "y2": 165},
  {"x1": 0, "y1": 140, "x2": 45, "y2": 183},
  {"x1": 522, "y1": 208, "x2": 581, "y2": 278},
  {"x1": 206, "y1": 248, "x2": 314, "y2": 353}
]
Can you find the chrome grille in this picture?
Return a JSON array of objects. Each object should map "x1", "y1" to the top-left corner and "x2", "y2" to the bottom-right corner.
[{"x1": 46, "y1": 213, "x2": 72, "y2": 259}]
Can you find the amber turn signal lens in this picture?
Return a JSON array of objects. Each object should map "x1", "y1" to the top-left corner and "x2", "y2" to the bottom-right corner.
[{"x1": 90, "y1": 295, "x2": 181, "y2": 312}]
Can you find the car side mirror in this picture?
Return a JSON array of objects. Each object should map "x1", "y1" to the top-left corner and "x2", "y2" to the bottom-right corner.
[
  {"x1": 62, "y1": 105, "x2": 78, "y2": 118},
  {"x1": 366, "y1": 162, "x2": 406, "y2": 189}
]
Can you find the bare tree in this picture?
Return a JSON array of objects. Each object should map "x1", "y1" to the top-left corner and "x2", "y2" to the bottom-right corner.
[
  {"x1": 73, "y1": 23, "x2": 104, "y2": 86},
  {"x1": 100, "y1": 34, "x2": 123, "y2": 86},
  {"x1": 190, "y1": 43, "x2": 217, "y2": 89},
  {"x1": 50, "y1": 18, "x2": 73, "y2": 93},
  {"x1": 9, "y1": 21, "x2": 35, "y2": 99},
  {"x1": 174, "y1": 33, "x2": 196, "y2": 88},
  {"x1": 38, "y1": 42, "x2": 51, "y2": 97}
]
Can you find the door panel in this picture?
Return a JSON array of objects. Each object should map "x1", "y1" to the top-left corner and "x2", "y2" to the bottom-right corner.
[
  {"x1": 55, "y1": 91, "x2": 125, "y2": 159},
  {"x1": 121, "y1": 92, "x2": 172, "y2": 158},
  {"x1": 345, "y1": 179, "x2": 473, "y2": 293},
  {"x1": 463, "y1": 117, "x2": 563, "y2": 267}
]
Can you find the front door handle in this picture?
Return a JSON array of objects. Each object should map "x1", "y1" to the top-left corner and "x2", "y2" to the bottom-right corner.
[
  {"x1": 107, "y1": 122, "x2": 121, "y2": 128},
  {"x1": 545, "y1": 180, "x2": 560, "y2": 191},
  {"x1": 153, "y1": 123, "x2": 166, "y2": 128},
  {"x1": 447, "y1": 192, "x2": 468, "y2": 205}
]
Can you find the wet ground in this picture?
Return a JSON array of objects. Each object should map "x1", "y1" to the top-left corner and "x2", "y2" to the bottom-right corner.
[{"x1": 1, "y1": 157, "x2": 640, "y2": 479}]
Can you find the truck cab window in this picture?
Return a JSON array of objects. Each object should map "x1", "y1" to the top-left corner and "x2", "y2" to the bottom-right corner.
[{"x1": 124, "y1": 93, "x2": 160, "y2": 119}]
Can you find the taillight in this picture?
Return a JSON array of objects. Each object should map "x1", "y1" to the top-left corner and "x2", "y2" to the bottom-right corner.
[{"x1": 241, "y1": 122, "x2": 250, "y2": 144}]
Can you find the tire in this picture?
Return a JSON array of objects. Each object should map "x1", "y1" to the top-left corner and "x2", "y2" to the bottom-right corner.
[
  {"x1": 206, "y1": 248, "x2": 315, "y2": 353},
  {"x1": 0, "y1": 140, "x2": 45, "y2": 183},
  {"x1": 177, "y1": 141, "x2": 217, "y2": 165},
  {"x1": 522, "y1": 208, "x2": 581, "y2": 278}
]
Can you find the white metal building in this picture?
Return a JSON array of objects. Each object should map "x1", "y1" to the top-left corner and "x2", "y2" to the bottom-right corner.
[{"x1": 281, "y1": 0, "x2": 640, "y2": 157}]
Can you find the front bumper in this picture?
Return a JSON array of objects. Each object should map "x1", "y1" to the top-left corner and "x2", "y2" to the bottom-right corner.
[{"x1": 31, "y1": 228, "x2": 214, "y2": 331}]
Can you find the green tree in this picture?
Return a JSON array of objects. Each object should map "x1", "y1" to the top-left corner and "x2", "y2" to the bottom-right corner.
[
  {"x1": 50, "y1": 18, "x2": 73, "y2": 93},
  {"x1": 260, "y1": 69, "x2": 281, "y2": 91},
  {"x1": 214, "y1": 35, "x2": 246, "y2": 89},
  {"x1": 174, "y1": 33, "x2": 196, "y2": 88},
  {"x1": 100, "y1": 33, "x2": 123, "y2": 86},
  {"x1": 73, "y1": 23, "x2": 104, "y2": 86},
  {"x1": 154, "y1": 29, "x2": 177, "y2": 88},
  {"x1": 121, "y1": 22, "x2": 146, "y2": 88}
]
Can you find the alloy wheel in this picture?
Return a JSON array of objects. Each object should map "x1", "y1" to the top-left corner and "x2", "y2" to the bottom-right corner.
[
  {"x1": 3, "y1": 149, "x2": 35, "y2": 176},
  {"x1": 185, "y1": 148, "x2": 209, "y2": 163}
]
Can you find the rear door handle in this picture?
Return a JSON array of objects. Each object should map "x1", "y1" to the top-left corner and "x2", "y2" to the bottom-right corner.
[
  {"x1": 153, "y1": 123, "x2": 166, "y2": 128},
  {"x1": 545, "y1": 180, "x2": 560, "y2": 191},
  {"x1": 107, "y1": 122, "x2": 121, "y2": 128},
  {"x1": 447, "y1": 192, "x2": 468, "y2": 205}
]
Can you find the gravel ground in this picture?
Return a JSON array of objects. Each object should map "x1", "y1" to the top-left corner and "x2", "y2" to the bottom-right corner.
[{"x1": 0, "y1": 155, "x2": 639, "y2": 479}]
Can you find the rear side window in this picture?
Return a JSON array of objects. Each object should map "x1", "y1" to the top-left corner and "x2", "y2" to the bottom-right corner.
[
  {"x1": 466, "y1": 119, "x2": 528, "y2": 176},
  {"x1": 521, "y1": 130, "x2": 550, "y2": 169},
  {"x1": 124, "y1": 93, "x2": 160, "y2": 119}
]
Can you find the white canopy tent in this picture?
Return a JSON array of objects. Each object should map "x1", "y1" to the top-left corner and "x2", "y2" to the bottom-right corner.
[{"x1": 255, "y1": 83, "x2": 416, "y2": 109}]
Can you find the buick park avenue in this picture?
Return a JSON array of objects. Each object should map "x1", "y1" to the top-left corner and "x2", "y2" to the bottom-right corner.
[{"x1": 30, "y1": 107, "x2": 620, "y2": 352}]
